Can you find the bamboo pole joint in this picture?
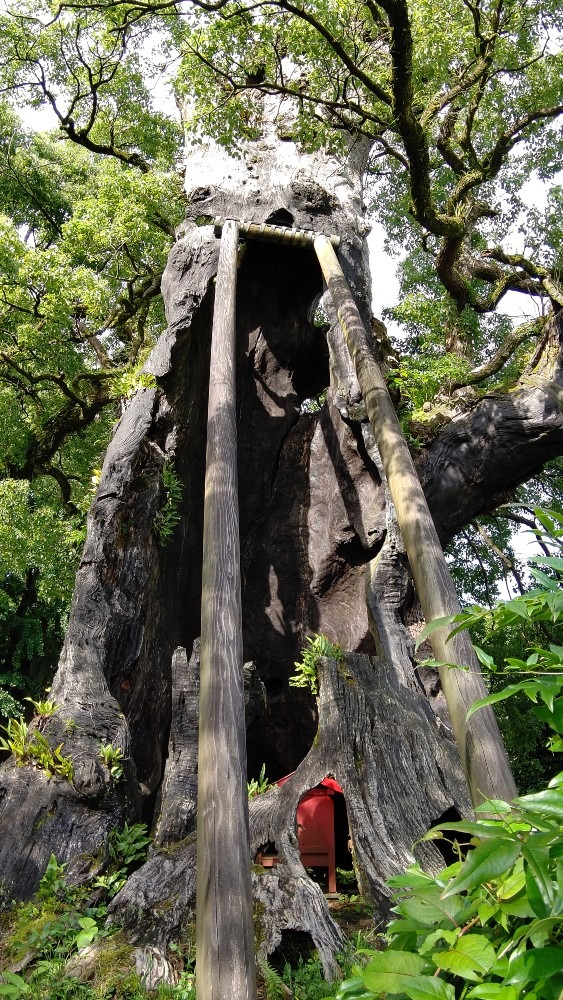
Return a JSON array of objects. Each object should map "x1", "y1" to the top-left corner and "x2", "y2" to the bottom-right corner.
[{"x1": 213, "y1": 216, "x2": 340, "y2": 248}]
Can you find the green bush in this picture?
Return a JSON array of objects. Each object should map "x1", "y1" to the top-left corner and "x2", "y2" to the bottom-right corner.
[
  {"x1": 328, "y1": 507, "x2": 563, "y2": 1000},
  {"x1": 290, "y1": 634, "x2": 344, "y2": 696}
]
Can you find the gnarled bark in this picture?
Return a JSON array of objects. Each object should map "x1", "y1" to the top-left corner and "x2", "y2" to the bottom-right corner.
[
  {"x1": 421, "y1": 313, "x2": 563, "y2": 544},
  {"x1": 0, "y1": 111, "x2": 561, "y2": 982},
  {"x1": 106, "y1": 645, "x2": 468, "y2": 980}
]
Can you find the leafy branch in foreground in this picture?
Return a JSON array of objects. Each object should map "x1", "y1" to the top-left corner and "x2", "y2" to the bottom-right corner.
[
  {"x1": 329, "y1": 695, "x2": 563, "y2": 1000},
  {"x1": 419, "y1": 508, "x2": 563, "y2": 643},
  {"x1": 328, "y1": 507, "x2": 563, "y2": 1000}
]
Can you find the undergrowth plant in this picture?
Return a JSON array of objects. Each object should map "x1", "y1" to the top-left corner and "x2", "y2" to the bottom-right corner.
[
  {"x1": 0, "y1": 824, "x2": 157, "y2": 998},
  {"x1": 290, "y1": 634, "x2": 344, "y2": 696},
  {"x1": 88, "y1": 822, "x2": 153, "y2": 897},
  {"x1": 24, "y1": 698, "x2": 59, "y2": 720},
  {"x1": 248, "y1": 762, "x2": 271, "y2": 799},
  {"x1": 257, "y1": 954, "x2": 287, "y2": 999},
  {"x1": 0, "y1": 717, "x2": 73, "y2": 782},
  {"x1": 108, "y1": 822, "x2": 152, "y2": 869},
  {"x1": 283, "y1": 955, "x2": 336, "y2": 1000},
  {"x1": 154, "y1": 464, "x2": 184, "y2": 546},
  {"x1": 1, "y1": 855, "x2": 108, "y2": 990},
  {"x1": 98, "y1": 742, "x2": 124, "y2": 781}
]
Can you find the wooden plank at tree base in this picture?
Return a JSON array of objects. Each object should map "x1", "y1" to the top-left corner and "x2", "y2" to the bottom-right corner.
[
  {"x1": 196, "y1": 218, "x2": 257, "y2": 1000},
  {"x1": 313, "y1": 234, "x2": 517, "y2": 808}
]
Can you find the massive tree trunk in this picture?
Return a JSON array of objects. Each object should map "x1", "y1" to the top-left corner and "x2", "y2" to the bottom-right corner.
[{"x1": 1, "y1": 110, "x2": 563, "y2": 977}]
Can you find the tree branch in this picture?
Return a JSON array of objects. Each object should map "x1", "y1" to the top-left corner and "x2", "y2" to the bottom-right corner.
[
  {"x1": 471, "y1": 520, "x2": 526, "y2": 595},
  {"x1": 461, "y1": 527, "x2": 495, "y2": 606},
  {"x1": 276, "y1": 0, "x2": 393, "y2": 107},
  {"x1": 6, "y1": 383, "x2": 114, "y2": 481},
  {"x1": 484, "y1": 249, "x2": 563, "y2": 309},
  {"x1": 420, "y1": 313, "x2": 563, "y2": 544},
  {"x1": 375, "y1": 0, "x2": 464, "y2": 237},
  {"x1": 450, "y1": 318, "x2": 544, "y2": 388}
]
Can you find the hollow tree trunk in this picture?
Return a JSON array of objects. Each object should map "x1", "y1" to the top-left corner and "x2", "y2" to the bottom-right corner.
[
  {"x1": 107, "y1": 640, "x2": 469, "y2": 980},
  {"x1": 1, "y1": 103, "x2": 562, "y2": 978}
]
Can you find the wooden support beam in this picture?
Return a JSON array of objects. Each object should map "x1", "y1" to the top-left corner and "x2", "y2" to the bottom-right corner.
[
  {"x1": 313, "y1": 234, "x2": 517, "y2": 807},
  {"x1": 196, "y1": 219, "x2": 257, "y2": 1000}
]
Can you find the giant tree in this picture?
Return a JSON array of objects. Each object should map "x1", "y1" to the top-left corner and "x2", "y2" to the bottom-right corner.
[{"x1": 0, "y1": 0, "x2": 562, "y2": 986}]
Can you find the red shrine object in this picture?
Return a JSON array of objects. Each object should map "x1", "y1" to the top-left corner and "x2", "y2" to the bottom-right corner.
[{"x1": 256, "y1": 775, "x2": 341, "y2": 894}]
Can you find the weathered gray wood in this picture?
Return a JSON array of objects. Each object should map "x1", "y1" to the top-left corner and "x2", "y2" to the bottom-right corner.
[
  {"x1": 314, "y1": 234, "x2": 516, "y2": 807},
  {"x1": 107, "y1": 651, "x2": 463, "y2": 980},
  {"x1": 107, "y1": 838, "x2": 345, "y2": 984},
  {"x1": 153, "y1": 643, "x2": 200, "y2": 847},
  {"x1": 251, "y1": 868, "x2": 345, "y2": 981},
  {"x1": 108, "y1": 836, "x2": 198, "y2": 950},
  {"x1": 196, "y1": 219, "x2": 257, "y2": 1000},
  {"x1": 250, "y1": 654, "x2": 470, "y2": 912}
]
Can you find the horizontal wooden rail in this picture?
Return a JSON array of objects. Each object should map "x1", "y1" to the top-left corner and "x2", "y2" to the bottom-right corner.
[{"x1": 213, "y1": 216, "x2": 340, "y2": 248}]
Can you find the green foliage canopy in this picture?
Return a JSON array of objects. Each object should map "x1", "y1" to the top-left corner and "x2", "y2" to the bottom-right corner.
[{"x1": 0, "y1": 22, "x2": 184, "y2": 709}]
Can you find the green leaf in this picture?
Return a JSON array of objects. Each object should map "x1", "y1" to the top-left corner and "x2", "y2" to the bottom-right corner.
[
  {"x1": 528, "y1": 917, "x2": 563, "y2": 948},
  {"x1": 531, "y1": 556, "x2": 563, "y2": 573},
  {"x1": 432, "y1": 935, "x2": 497, "y2": 982},
  {"x1": 498, "y1": 894, "x2": 536, "y2": 919},
  {"x1": 421, "y1": 819, "x2": 509, "y2": 841},
  {"x1": 361, "y1": 951, "x2": 427, "y2": 993},
  {"x1": 418, "y1": 928, "x2": 458, "y2": 954},
  {"x1": 334, "y1": 978, "x2": 375, "y2": 1000},
  {"x1": 522, "y1": 842, "x2": 554, "y2": 918},
  {"x1": 388, "y1": 867, "x2": 440, "y2": 889},
  {"x1": 529, "y1": 567, "x2": 561, "y2": 591},
  {"x1": 0, "y1": 973, "x2": 30, "y2": 997},
  {"x1": 442, "y1": 839, "x2": 522, "y2": 897},
  {"x1": 466, "y1": 680, "x2": 554, "y2": 720},
  {"x1": 467, "y1": 986, "x2": 519, "y2": 1000},
  {"x1": 505, "y1": 599, "x2": 534, "y2": 619},
  {"x1": 474, "y1": 800, "x2": 513, "y2": 816},
  {"x1": 474, "y1": 646, "x2": 496, "y2": 669},
  {"x1": 76, "y1": 926, "x2": 98, "y2": 949},
  {"x1": 415, "y1": 616, "x2": 457, "y2": 649},
  {"x1": 514, "y1": 787, "x2": 563, "y2": 819},
  {"x1": 478, "y1": 901, "x2": 499, "y2": 925},
  {"x1": 397, "y1": 886, "x2": 464, "y2": 925},
  {"x1": 406, "y1": 977, "x2": 456, "y2": 1000},
  {"x1": 537, "y1": 978, "x2": 563, "y2": 1000},
  {"x1": 504, "y1": 947, "x2": 563, "y2": 984},
  {"x1": 497, "y1": 859, "x2": 526, "y2": 900}
]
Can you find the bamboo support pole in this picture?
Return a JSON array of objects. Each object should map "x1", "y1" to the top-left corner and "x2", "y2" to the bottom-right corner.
[
  {"x1": 314, "y1": 234, "x2": 516, "y2": 807},
  {"x1": 196, "y1": 219, "x2": 257, "y2": 1000}
]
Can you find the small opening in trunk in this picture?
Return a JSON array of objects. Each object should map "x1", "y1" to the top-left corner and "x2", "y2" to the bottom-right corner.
[{"x1": 427, "y1": 805, "x2": 470, "y2": 865}]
